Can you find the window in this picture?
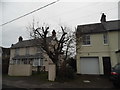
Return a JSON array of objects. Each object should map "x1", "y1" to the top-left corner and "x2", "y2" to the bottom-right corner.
[
  {"x1": 33, "y1": 58, "x2": 43, "y2": 66},
  {"x1": 39, "y1": 58, "x2": 43, "y2": 66},
  {"x1": 26, "y1": 47, "x2": 29, "y2": 55},
  {"x1": 24, "y1": 59, "x2": 28, "y2": 64},
  {"x1": 33, "y1": 58, "x2": 39, "y2": 66},
  {"x1": 37, "y1": 46, "x2": 42, "y2": 53},
  {"x1": 82, "y1": 35, "x2": 91, "y2": 45},
  {"x1": 15, "y1": 48, "x2": 19, "y2": 56},
  {"x1": 16, "y1": 60, "x2": 20, "y2": 64},
  {"x1": 103, "y1": 33, "x2": 108, "y2": 44},
  {"x1": 10, "y1": 60, "x2": 14, "y2": 64},
  {"x1": 12, "y1": 59, "x2": 16, "y2": 64}
]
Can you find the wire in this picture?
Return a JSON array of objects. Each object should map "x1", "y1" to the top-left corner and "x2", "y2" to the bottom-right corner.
[{"x1": 0, "y1": 0, "x2": 59, "y2": 26}]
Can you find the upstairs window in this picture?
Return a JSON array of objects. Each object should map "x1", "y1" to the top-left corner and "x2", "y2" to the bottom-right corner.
[
  {"x1": 26, "y1": 47, "x2": 29, "y2": 55},
  {"x1": 37, "y1": 46, "x2": 42, "y2": 53},
  {"x1": 15, "y1": 48, "x2": 19, "y2": 56},
  {"x1": 82, "y1": 35, "x2": 91, "y2": 45},
  {"x1": 103, "y1": 33, "x2": 108, "y2": 45}
]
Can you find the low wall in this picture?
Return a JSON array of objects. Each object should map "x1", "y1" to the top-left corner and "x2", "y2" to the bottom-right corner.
[{"x1": 8, "y1": 64, "x2": 32, "y2": 76}]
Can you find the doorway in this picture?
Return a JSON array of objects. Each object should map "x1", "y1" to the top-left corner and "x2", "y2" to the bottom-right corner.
[{"x1": 103, "y1": 57, "x2": 111, "y2": 76}]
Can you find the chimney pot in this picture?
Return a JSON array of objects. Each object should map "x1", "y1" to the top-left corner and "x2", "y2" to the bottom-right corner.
[
  {"x1": 100, "y1": 13, "x2": 106, "y2": 22},
  {"x1": 18, "y1": 36, "x2": 23, "y2": 42},
  {"x1": 52, "y1": 30, "x2": 56, "y2": 37}
]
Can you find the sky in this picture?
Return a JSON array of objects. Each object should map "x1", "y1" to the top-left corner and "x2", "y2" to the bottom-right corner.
[{"x1": 0, "y1": 0, "x2": 120, "y2": 48}]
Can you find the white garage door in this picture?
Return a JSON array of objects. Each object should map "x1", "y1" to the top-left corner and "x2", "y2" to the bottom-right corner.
[{"x1": 80, "y1": 57, "x2": 99, "y2": 74}]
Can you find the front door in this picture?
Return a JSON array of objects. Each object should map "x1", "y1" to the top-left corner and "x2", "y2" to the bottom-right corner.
[{"x1": 103, "y1": 57, "x2": 111, "y2": 76}]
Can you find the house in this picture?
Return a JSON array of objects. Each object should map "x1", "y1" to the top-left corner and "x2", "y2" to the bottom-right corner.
[
  {"x1": 76, "y1": 13, "x2": 120, "y2": 75},
  {"x1": 8, "y1": 30, "x2": 58, "y2": 76},
  {"x1": 2, "y1": 47, "x2": 10, "y2": 74}
]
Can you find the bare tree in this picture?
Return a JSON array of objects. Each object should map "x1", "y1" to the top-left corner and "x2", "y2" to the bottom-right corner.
[
  {"x1": 27, "y1": 20, "x2": 77, "y2": 77},
  {"x1": 75, "y1": 27, "x2": 83, "y2": 55}
]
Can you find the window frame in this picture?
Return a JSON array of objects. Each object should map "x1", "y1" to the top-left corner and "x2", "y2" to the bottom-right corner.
[
  {"x1": 103, "y1": 33, "x2": 108, "y2": 45},
  {"x1": 33, "y1": 58, "x2": 43, "y2": 66},
  {"x1": 26, "y1": 47, "x2": 29, "y2": 55},
  {"x1": 82, "y1": 34, "x2": 91, "y2": 46},
  {"x1": 37, "y1": 46, "x2": 42, "y2": 53},
  {"x1": 15, "y1": 48, "x2": 19, "y2": 56}
]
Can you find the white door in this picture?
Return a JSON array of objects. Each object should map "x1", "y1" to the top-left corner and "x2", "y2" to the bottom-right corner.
[{"x1": 80, "y1": 57, "x2": 99, "y2": 74}]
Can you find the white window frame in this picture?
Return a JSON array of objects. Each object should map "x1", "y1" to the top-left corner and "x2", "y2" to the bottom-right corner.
[
  {"x1": 26, "y1": 47, "x2": 29, "y2": 55},
  {"x1": 33, "y1": 58, "x2": 43, "y2": 66},
  {"x1": 33, "y1": 58, "x2": 39, "y2": 66},
  {"x1": 39, "y1": 58, "x2": 43, "y2": 66},
  {"x1": 103, "y1": 33, "x2": 108, "y2": 45},
  {"x1": 15, "y1": 48, "x2": 19, "y2": 56},
  {"x1": 37, "y1": 46, "x2": 42, "y2": 53},
  {"x1": 82, "y1": 35, "x2": 91, "y2": 46},
  {"x1": 10, "y1": 59, "x2": 14, "y2": 64}
]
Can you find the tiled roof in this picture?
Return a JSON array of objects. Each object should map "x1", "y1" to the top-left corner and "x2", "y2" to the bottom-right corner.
[
  {"x1": 11, "y1": 37, "x2": 53, "y2": 49},
  {"x1": 76, "y1": 20, "x2": 120, "y2": 34}
]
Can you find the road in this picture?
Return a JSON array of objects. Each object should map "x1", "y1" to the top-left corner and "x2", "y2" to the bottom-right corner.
[{"x1": 2, "y1": 75, "x2": 118, "y2": 89}]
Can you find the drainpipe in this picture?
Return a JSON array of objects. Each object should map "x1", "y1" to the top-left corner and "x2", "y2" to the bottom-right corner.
[{"x1": 100, "y1": 13, "x2": 112, "y2": 64}]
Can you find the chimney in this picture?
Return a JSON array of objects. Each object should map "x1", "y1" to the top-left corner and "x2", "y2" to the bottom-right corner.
[
  {"x1": 100, "y1": 13, "x2": 106, "y2": 23},
  {"x1": 52, "y1": 30, "x2": 56, "y2": 37},
  {"x1": 11, "y1": 44, "x2": 14, "y2": 47},
  {"x1": 18, "y1": 36, "x2": 23, "y2": 42}
]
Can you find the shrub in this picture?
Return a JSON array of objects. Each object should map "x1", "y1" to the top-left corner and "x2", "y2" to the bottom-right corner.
[
  {"x1": 57, "y1": 64, "x2": 75, "y2": 80},
  {"x1": 65, "y1": 65, "x2": 75, "y2": 79}
]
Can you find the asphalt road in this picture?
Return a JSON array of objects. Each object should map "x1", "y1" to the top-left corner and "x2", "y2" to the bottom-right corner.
[
  {"x1": 2, "y1": 84, "x2": 18, "y2": 88},
  {"x1": 2, "y1": 84, "x2": 119, "y2": 90},
  {"x1": 2, "y1": 75, "x2": 118, "y2": 89},
  {"x1": 2, "y1": 84, "x2": 32, "y2": 90}
]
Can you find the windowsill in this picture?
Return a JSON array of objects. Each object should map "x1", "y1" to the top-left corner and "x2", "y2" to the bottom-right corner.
[
  {"x1": 82, "y1": 45, "x2": 92, "y2": 47},
  {"x1": 104, "y1": 44, "x2": 109, "y2": 46},
  {"x1": 36, "y1": 52, "x2": 42, "y2": 53}
]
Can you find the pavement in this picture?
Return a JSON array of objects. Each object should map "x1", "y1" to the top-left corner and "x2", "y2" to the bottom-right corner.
[{"x1": 2, "y1": 74, "x2": 115, "y2": 89}]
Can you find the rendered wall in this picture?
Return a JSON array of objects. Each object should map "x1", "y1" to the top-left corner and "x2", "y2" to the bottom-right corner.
[
  {"x1": 118, "y1": 31, "x2": 120, "y2": 63},
  {"x1": 48, "y1": 63, "x2": 56, "y2": 81},
  {"x1": 10, "y1": 47, "x2": 36, "y2": 59},
  {"x1": 76, "y1": 31, "x2": 119, "y2": 74}
]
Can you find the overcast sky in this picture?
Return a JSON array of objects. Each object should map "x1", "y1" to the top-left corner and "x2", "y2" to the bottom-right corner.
[{"x1": 0, "y1": 0, "x2": 119, "y2": 48}]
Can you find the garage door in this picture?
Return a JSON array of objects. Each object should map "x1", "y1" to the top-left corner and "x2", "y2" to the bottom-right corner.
[{"x1": 80, "y1": 57, "x2": 99, "y2": 74}]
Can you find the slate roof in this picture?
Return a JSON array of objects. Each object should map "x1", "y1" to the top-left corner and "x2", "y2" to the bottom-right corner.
[
  {"x1": 11, "y1": 37, "x2": 53, "y2": 49},
  {"x1": 76, "y1": 20, "x2": 120, "y2": 34},
  {"x1": 12, "y1": 54, "x2": 43, "y2": 60}
]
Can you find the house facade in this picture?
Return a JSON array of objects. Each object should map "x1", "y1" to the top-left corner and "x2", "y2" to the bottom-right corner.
[
  {"x1": 76, "y1": 14, "x2": 120, "y2": 75},
  {"x1": 8, "y1": 31, "x2": 57, "y2": 76}
]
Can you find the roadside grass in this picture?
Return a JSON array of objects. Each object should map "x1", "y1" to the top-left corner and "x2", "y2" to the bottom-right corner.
[{"x1": 31, "y1": 71, "x2": 48, "y2": 81}]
